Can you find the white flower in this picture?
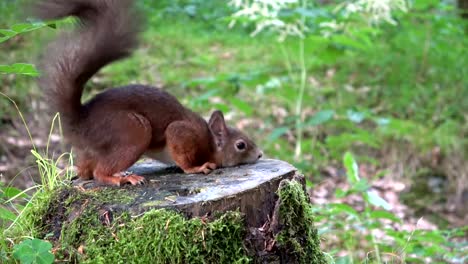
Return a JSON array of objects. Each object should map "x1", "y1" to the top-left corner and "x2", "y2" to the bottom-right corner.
[
  {"x1": 228, "y1": 0, "x2": 304, "y2": 41},
  {"x1": 229, "y1": 0, "x2": 408, "y2": 40},
  {"x1": 343, "y1": 0, "x2": 408, "y2": 25}
]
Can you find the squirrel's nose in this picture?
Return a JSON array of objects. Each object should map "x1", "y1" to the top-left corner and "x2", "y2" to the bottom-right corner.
[{"x1": 257, "y1": 151, "x2": 263, "y2": 159}]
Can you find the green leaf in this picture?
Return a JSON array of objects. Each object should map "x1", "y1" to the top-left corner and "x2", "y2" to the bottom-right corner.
[
  {"x1": 365, "y1": 191, "x2": 392, "y2": 210},
  {"x1": 212, "y1": 103, "x2": 230, "y2": 113},
  {"x1": 377, "y1": 118, "x2": 426, "y2": 139},
  {"x1": 306, "y1": 110, "x2": 334, "y2": 126},
  {"x1": 343, "y1": 152, "x2": 360, "y2": 184},
  {"x1": 330, "y1": 203, "x2": 359, "y2": 218},
  {"x1": 0, "y1": 29, "x2": 16, "y2": 36},
  {"x1": 332, "y1": 35, "x2": 368, "y2": 51},
  {"x1": 0, "y1": 207, "x2": 16, "y2": 221},
  {"x1": 2, "y1": 187, "x2": 27, "y2": 199},
  {"x1": 414, "y1": 231, "x2": 446, "y2": 244},
  {"x1": 386, "y1": 230, "x2": 408, "y2": 245},
  {"x1": 413, "y1": 0, "x2": 439, "y2": 10},
  {"x1": 0, "y1": 22, "x2": 47, "y2": 43},
  {"x1": 230, "y1": 98, "x2": 253, "y2": 116},
  {"x1": 334, "y1": 188, "x2": 349, "y2": 198},
  {"x1": 193, "y1": 88, "x2": 219, "y2": 102},
  {"x1": 184, "y1": 76, "x2": 216, "y2": 87},
  {"x1": 11, "y1": 23, "x2": 35, "y2": 33},
  {"x1": 0, "y1": 63, "x2": 39, "y2": 76},
  {"x1": 268, "y1": 127, "x2": 289, "y2": 141},
  {"x1": 0, "y1": 30, "x2": 16, "y2": 43},
  {"x1": 13, "y1": 239, "x2": 54, "y2": 264},
  {"x1": 369, "y1": 210, "x2": 401, "y2": 223},
  {"x1": 335, "y1": 255, "x2": 353, "y2": 264},
  {"x1": 353, "y1": 179, "x2": 370, "y2": 192},
  {"x1": 326, "y1": 130, "x2": 380, "y2": 149}
]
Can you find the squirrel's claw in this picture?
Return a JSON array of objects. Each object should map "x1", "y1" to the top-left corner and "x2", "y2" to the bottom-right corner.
[
  {"x1": 201, "y1": 162, "x2": 217, "y2": 174},
  {"x1": 182, "y1": 162, "x2": 217, "y2": 174},
  {"x1": 122, "y1": 174, "x2": 146, "y2": 185}
]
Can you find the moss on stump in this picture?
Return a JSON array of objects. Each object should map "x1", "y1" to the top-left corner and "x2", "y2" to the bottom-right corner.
[{"x1": 21, "y1": 159, "x2": 326, "y2": 263}]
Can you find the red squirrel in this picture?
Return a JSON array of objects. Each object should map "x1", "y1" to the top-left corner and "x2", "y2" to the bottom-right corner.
[{"x1": 34, "y1": 0, "x2": 263, "y2": 186}]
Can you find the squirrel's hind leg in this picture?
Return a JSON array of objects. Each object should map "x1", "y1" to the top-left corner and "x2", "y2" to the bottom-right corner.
[
  {"x1": 76, "y1": 155, "x2": 95, "y2": 180},
  {"x1": 91, "y1": 112, "x2": 152, "y2": 186}
]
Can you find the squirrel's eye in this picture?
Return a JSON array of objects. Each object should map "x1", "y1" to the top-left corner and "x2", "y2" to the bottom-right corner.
[{"x1": 236, "y1": 141, "x2": 246, "y2": 150}]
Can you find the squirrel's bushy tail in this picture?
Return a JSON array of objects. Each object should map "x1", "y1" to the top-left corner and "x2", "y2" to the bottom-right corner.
[{"x1": 35, "y1": 0, "x2": 141, "y2": 122}]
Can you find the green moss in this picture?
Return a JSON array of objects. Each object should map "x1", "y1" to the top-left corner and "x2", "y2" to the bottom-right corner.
[
  {"x1": 79, "y1": 187, "x2": 137, "y2": 204},
  {"x1": 276, "y1": 179, "x2": 326, "y2": 264},
  {"x1": 16, "y1": 186, "x2": 248, "y2": 263},
  {"x1": 13, "y1": 186, "x2": 136, "y2": 237},
  {"x1": 64, "y1": 209, "x2": 249, "y2": 263},
  {"x1": 9, "y1": 189, "x2": 60, "y2": 239}
]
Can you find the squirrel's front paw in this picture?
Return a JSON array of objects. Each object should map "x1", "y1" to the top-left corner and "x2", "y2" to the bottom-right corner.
[
  {"x1": 121, "y1": 174, "x2": 146, "y2": 185},
  {"x1": 183, "y1": 162, "x2": 217, "y2": 174},
  {"x1": 201, "y1": 162, "x2": 217, "y2": 174}
]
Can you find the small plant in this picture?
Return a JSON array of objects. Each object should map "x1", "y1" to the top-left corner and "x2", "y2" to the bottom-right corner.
[
  {"x1": 12, "y1": 238, "x2": 54, "y2": 264},
  {"x1": 1, "y1": 131, "x2": 72, "y2": 262},
  {"x1": 1, "y1": 91, "x2": 72, "y2": 264},
  {"x1": 314, "y1": 152, "x2": 466, "y2": 263},
  {"x1": 228, "y1": 0, "x2": 409, "y2": 163}
]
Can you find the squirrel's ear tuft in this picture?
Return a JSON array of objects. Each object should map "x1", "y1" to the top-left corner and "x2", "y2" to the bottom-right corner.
[{"x1": 209, "y1": 110, "x2": 228, "y2": 148}]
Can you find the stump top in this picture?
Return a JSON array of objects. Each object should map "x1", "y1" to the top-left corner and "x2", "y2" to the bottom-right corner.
[{"x1": 75, "y1": 159, "x2": 296, "y2": 210}]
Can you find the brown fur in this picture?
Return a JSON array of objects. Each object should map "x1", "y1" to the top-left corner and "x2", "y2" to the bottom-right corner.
[{"x1": 35, "y1": 0, "x2": 262, "y2": 186}]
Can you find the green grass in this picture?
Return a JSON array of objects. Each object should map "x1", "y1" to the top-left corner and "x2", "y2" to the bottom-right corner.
[{"x1": 101, "y1": 18, "x2": 287, "y2": 95}]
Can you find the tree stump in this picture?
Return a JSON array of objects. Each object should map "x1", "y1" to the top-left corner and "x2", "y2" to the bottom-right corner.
[{"x1": 29, "y1": 159, "x2": 326, "y2": 263}]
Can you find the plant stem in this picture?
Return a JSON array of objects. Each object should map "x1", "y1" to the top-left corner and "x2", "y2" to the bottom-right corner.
[
  {"x1": 417, "y1": 21, "x2": 432, "y2": 82},
  {"x1": 0, "y1": 92, "x2": 36, "y2": 151},
  {"x1": 280, "y1": 43, "x2": 295, "y2": 83},
  {"x1": 294, "y1": 0, "x2": 308, "y2": 160},
  {"x1": 366, "y1": 206, "x2": 382, "y2": 263}
]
